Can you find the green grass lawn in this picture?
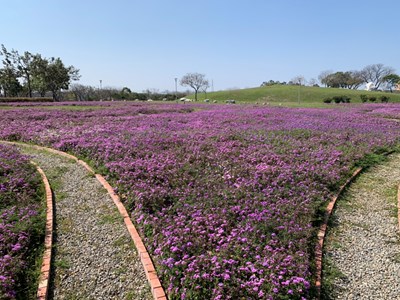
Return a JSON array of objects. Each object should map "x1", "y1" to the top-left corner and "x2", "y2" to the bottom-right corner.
[{"x1": 188, "y1": 85, "x2": 400, "y2": 106}]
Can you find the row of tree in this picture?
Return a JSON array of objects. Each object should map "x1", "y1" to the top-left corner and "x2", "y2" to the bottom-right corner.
[
  {"x1": 68, "y1": 84, "x2": 188, "y2": 101},
  {"x1": 0, "y1": 45, "x2": 80, "y2": 100},
  {"x1": 318, "y1": 64, "x2": 399, "y2": 91},
  {"x1": 261, "y1": 64, "x2": 399, "y2": 92}
]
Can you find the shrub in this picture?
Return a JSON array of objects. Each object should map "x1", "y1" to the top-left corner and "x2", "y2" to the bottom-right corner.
[
  {"x1": 0, "y1": 97, "x2": 54, "y2": 103},
  {"x1": 360, "y1": 94, "x2": 368, "y2": 103},
  {"x1": 380, "y1": 95, "x2": 390, "y2": 103},
  {"x1": 323, "y1": 98, "x2": 332, "y2": 104},
  {"x1": 369, "y1": 96, "x2": 377, "y2": 102},
  {"x1": 332, "y1": 96, "x2": 342, "y2": 103},
  {"x1": 331, "y1": 96, "x2": 350, "y2": 103}
]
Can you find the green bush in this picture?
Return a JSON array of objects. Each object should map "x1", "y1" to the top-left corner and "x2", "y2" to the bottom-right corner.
[
  {"x1": 369, "y1": 96, "x2": 377, "y2": 102},
  {"x1": 323, "y1": 97, "x2": 332, "y2": 104},
  {"x1": 331, "y1": 95, "x2": 351, "y2": 103},
  {"x1": 360, "y1": 94, "x2": 368, "y2": 103},
  {"x1": 332, "y1": 96, "x2": 342, "y2": 103},
  {"x1": 379, "y1": 95, "x2": 390, "y2": 103}
]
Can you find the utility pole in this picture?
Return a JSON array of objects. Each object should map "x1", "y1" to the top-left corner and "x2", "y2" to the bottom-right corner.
[{"x1": 297, "y1": 84, "x2": 301, "y2": 104}]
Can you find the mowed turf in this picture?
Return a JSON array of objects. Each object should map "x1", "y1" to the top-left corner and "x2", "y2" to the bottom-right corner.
[{"x1": 190, "y1": 85, "x2": 400, "y2": 106}]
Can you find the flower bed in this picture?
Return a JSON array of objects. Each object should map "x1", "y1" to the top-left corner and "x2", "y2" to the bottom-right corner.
[
  {"x1": 0, "y1": 144, "x2": 44, "y2": 299},
  {"x1": 0, "y1": 103, "x2": 399, "y2": 299}
]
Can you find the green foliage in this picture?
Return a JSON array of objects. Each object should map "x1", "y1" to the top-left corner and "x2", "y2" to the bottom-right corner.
[
  {"x1": 260, "y1": 80, "x2": 287, "y2": 86},
  {"x1": 332, "y1": 95, "x2": 351, "y2": 103},
  {"x1": 359, "y1": 94, "x2": 368, "y2": 103},
  {"x1": 382, "y1": 73, "x2": 400, "y2": 92},
  {"x1": 0, "y1": 44, "x2": 80, "y2": 100},
  {"x1": 332, "y1": 96, "x2": 342, "y2": 104},
  {"x1": 355, "y1": 152, "x2": 388, "y2": 169},
  {"x1": 321, "y1": 71, "x2": 363, "y2": 89},
  {"x1": 325, "y1": 96, "x2": 351, "y2": 104},
  {"x1": 379, "y1": 95, "x2": 390, "y2": 103},
  {"x1": 39, "y1": 57, "x2": 80, "y2": 101},
  {"x1": 0, "y1": 68, "x2": 22, "y2": 97},
  {"x1": 369, "y1": 96, "x2": 377, "y2": 102}
]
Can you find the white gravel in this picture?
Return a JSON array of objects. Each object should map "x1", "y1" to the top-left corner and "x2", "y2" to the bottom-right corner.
[
  {"x1": 18, "y1": 146, "x2": 152, "y2": 300},
  {"x1": 324, "y1": 153, "x2": 400, "y2": 299}
]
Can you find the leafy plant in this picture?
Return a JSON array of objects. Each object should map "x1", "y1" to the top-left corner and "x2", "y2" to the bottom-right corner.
[{"x1": 359, "y1": 94, "x2": 368, "y2": 103}]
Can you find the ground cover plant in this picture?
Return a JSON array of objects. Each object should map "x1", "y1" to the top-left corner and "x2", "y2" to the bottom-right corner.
[
  {"x1": 0, "y1": 144, "x2": 44, "y2": 299},
  {"x1": 0, "y1": 102, "x2": 399, "y2": 299}
]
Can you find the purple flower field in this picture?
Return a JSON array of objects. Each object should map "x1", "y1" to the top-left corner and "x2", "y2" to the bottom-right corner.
[
  {"x1": 0, "y1": 102, "x2": 399, "y2": 299},
  {"x1": 0, "y1": 144, "x2": 43, "y2": 299}
]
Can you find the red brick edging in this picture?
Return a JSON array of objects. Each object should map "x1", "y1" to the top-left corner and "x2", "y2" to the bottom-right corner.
[
  {"x1": 398, "y1": 181, "x2": 400, "y2": 232},
  {"x1": 314, "y1": 168, "x2": 362, "y2": 298},
  {"x1": 2, "y1": 141, "x2": 167, "y2": 300},
  {"x1": 32, "y1": 162, "x2": 53, "y2": 300}
]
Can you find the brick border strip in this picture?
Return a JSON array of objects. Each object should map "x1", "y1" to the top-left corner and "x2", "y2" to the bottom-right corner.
[
  {"x1": 2, "y1": 141, "x2": 167, "y2": 300},
  {"x1": 32, "y1": 162, "x2": 53, "y2": 300},
  {"x1": 315, "y1": 167, "x2": 362, "y2": 299},
  {"x1": 398, "y1": 180, "x2": 400, "y2": 232}
]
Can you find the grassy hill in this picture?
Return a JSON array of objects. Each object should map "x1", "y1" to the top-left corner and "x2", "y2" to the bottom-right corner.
[{"x1": 188, "y1": 85, "x2": 400, "y2": 107}]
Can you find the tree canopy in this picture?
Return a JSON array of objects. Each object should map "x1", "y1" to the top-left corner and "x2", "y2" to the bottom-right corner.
[
  {"x1": 382, "y1": 74, "x2": 400, "y2": 92},
  {"x1": 0, "y1": 44, "x2": 80, "y2": 100}
]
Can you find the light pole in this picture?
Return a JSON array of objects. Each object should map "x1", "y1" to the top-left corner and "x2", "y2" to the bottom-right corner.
[
  {"x1": 99, "y1": 80, "x2": 102, "y2": 90},
  {"x1": 297, "y1": 84, "x2": 300, "y2": 104},
  {"x1": 174, "y1": 77, "x2": 178, "y2": 100}
]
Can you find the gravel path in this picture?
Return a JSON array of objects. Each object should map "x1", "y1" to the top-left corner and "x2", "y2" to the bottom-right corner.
[
  {"x1": 324, "y1": 154, "x2": 400, "y2": 299},
  {"x1": 18, "y1": 146, "x2": 152, "y2": 300}
]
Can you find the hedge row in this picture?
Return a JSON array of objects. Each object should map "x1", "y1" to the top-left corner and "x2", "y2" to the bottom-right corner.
[
  {"x1": 0, "y1": 97, "x2": 54, "y2": 103},
  {"x1": 359, "y1": 94, "x2": 390, "y2": 103},
  {"x1": 323, "y1": 95, "x2": 391, "y2": 104}
]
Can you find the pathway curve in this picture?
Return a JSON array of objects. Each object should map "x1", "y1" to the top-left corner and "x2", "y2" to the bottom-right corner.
[
  {"x1": 323, "y1": 153, "x2": 400, "y2": 299},
  {"x1": 17, "y1": 145, "x2": 153, "y2": 300}
]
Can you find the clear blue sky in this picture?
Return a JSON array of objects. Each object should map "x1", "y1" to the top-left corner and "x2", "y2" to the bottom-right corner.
[{"x1": 1, "y1": 0, "x2": 398, "y2": 92}]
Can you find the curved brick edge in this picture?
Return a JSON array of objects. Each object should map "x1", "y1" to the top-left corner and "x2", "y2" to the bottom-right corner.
[
  {"x1": 398, "y1": 181, "x2": 400, "y2": 232},
  {"x1": 31, "y1": 162, "x2": 53, "y2": 300},
  {"x1": 1, "y1": 141, "x2": 167, "y2": 300},
  {"x1": 315, "y1": 168, "x2": 362, "y2": 299}
]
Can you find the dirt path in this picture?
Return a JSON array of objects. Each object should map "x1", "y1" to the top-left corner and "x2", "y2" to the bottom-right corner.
[
  {"x1": 323, "y1": 154, "x2": 400, "y2": 299},
  {"x1": 17, "y1": 145, "x2": 152, "y2": 300}
]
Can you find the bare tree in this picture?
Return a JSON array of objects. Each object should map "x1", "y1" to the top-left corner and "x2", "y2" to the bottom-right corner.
[
  {"x1": 180, "y1": 72, "x2": 209, "y2": 101},
  {"x1": 291, "y1": 75, "x2": 306, "y2": 86},
  {"x1": 346, "y1": 70, "x2": 364, "y2": 89},
  {"x1": 201, "y1": 81, "x2": 210, "y2": 99},
  {"x1": 318, "y1": 70, "x2": 333, "y2": 87},
  {"x1": 308, "y1": 78, "x2": 317, "y2": 86},
  {"x1": 70, "y1": 83, "x2": 98, "y2": 101},
  {"x1": 359, "y1": 64, "x2": 395, "y2": 89}
]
